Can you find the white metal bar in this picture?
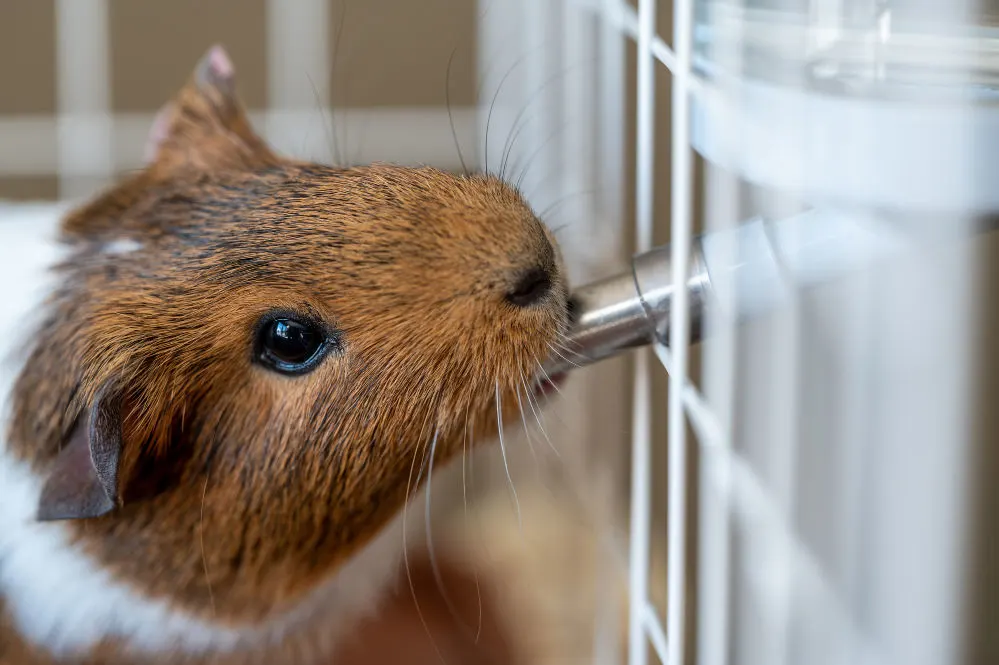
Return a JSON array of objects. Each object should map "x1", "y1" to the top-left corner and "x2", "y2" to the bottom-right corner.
[
  {"x1": 629, "y1": 349, "x2": 654, "y2": 665},
  {"x1": 55, "y1": 0, "x2": 111, "y2": 200},
  {"x1": 667, "y1": 0, "x2": 695, "y2": 663},
  {"x1": 602, "y1": 1, "x2": 686, "y2": 80},
  {"x1": 629, "y1": 0, "x2": 657, "y2": 662},
  {"x1": 644, "y1": 603, "x2": 670, "y2": 664}
]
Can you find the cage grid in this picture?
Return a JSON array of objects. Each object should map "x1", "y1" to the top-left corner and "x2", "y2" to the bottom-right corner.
[
  {"x1": 488, "y1": 2, "x2": 988, "y2": 665},
  {"x1": 634, "y1": 0, "x2": 690, "y2": 664}
]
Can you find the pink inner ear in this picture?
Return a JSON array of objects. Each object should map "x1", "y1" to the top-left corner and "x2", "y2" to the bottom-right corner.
[
  {"x1": 207, "y1": 45, "x2": 234, "y2": 79},
  {"x1": 143, "y1": 103, "x2": 174, "y2": 164},
  {"x1": 196, "y1": 44, "x2": 236, "y2": 92}
]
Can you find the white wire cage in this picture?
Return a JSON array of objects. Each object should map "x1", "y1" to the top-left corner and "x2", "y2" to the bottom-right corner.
[{"x1": 480, "y1": 1, "x2": 996, "y2": 665}]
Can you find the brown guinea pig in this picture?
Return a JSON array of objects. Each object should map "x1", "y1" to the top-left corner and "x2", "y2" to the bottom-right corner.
[{"x1": 0, "y1": 46, "x2": 569, "y2": 665}]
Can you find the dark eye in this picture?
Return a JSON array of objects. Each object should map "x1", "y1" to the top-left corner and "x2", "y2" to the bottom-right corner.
[{"x1": 255, "y1": 316, "x2": 333, "y2": 375}]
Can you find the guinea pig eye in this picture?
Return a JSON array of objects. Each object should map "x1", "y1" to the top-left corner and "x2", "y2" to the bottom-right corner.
[{"x1": 255, "y1": 315, "x2": 334, "y2": 375}]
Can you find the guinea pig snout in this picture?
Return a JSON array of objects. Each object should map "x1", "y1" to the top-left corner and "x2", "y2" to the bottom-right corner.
[{"x1": 505, "y1": 266, "x2": 553, "y2": 308}]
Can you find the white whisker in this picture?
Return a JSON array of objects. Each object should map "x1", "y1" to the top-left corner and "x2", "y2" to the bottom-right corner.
[
  {"x1": 464, "y1": 412, "x2": 484, "y2": 642},
  {"x1": 554, "y1": 340, "x2": 585, "y2": 360},
  {"x1": 495, "y1": 379, "x2": 522, "y2": 530},
  {"x1": 522, "y1": 374, "x2": 559, "y2": 457},
  {"x1": 546, "y1": 342, "x2": 581, "y2": 369},
  {"x1": 403, "y1": 416, "x2": 447, "y2": 665},
  {"x1": 515, "y1": 377, "x2": 540, "y2": 466},
  {"x1": 557, "y1": 332, "x2": 584, "y2": 351},
  {"x1": 536, "y1": 360, "x2": 566, "y2": 397}
]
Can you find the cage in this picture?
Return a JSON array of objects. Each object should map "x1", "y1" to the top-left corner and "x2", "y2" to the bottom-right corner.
[
  {"x1": 480, "y1": 1, "x2": 998, "y2": 664},
  {"x1": 0, "y1": 1, "x2": 996, "y2": 665}
]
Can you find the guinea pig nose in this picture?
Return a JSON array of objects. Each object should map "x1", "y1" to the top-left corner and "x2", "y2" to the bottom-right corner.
[{"x1": 506, "y1": 266, "x2": 553, "y2": 308}]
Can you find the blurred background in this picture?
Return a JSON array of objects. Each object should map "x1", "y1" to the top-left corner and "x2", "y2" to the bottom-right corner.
[
  {"x1": 1, "y1": 2, "x2": 997, "y2": 665},
  {"x1": 0, "y1": 0, "x2": 479, "y2": 198}
]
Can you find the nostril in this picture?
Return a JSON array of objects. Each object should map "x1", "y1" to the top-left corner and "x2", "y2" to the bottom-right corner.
[{"x1": 507, "y1": 267, "x2": 552, "y2": 308}]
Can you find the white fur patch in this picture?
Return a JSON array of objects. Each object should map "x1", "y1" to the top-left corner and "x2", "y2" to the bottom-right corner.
[
  {"x1": 0, "y1": 205, "x2": 407, "y2": 659},
  {"x1": 0, "y1": 450, "x2": 407, "y2": 657},
  {"x1": 101, "y1": 238, "x2": 143, "y2": 255}
]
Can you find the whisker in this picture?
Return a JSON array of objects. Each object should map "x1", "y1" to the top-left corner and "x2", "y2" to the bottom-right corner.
[
  {"x1": 464, "y1": 409, "x2": 484, "y2": 642},
  {"x1": 547, "y1": 342, "x2": 582, "y2": 369},
  {"x1": 499, "y1": 118, "x2": 531, "y2": 184},
  {"x1": 483, "y1": 56, "x2": 525, "y2": 175},
  {"x1": 514, "y1": 376, "x2": 539, "y2": 465},
  {"x1": 514, "y1": 123, "x2": 569, "y2": 192},
  {"x1": 555, "y1": 340, "x2": 585, "y2": 357},
  {"x1": 522, "y1": 374, "x2": 559, "y2": 457},
  {"x1": 306, "y1": 73, "x2": 340, "y2": 168},
  {"x1": 535, "y1": 359, "x2": 567, "y2": 398},
  {"x1": 446, "y1": 47, "x2": 469, "y2": 176},
  {"x1": 329, "y1": 0, "x2": 348, "y2": 166},
  {"x1": 536, "y1": 188, "x2": 597, "y2": 223},
  {"x1": 495, "y1": 379, "x2": 522, "y2": 530},
  {"x1": 558, "y1": 330, "x2": 584, "y2": 350},
  {"x1": 403, "y1": 417, "x2": 447, "y2": 665},
  {"x1": 506, "y1": 54, "x2": 599, "y2": 187},
  {"x1": 497, "y1": 60, "x2": 589, "y2": 182},
  {"x1": 424, "y1": 430, "x2": 448, "y2": 612},
  {"x1": 475, "y1": 37, "x2": 538, "y2": 148},
  {"x1": 426, "y1": 423, "x2": 488, "y2": 649}
]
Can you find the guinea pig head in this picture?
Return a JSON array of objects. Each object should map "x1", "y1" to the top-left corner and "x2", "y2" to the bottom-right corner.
[{"x1": 8, "y1": 47, "x2": 570, "y2": 626}]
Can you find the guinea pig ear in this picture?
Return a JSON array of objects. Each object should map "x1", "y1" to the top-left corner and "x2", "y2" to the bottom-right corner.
[
  {"x1": 145, "y1": 44, "x2": 277, "y2": 175},
  {"x1": 37, "y1": 381, "x2": 124, "y2": 522}
]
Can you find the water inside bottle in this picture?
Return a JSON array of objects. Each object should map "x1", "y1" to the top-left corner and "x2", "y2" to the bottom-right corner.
[{"x1": 693, "y1": 0, "x2": 999, "y2": 104}]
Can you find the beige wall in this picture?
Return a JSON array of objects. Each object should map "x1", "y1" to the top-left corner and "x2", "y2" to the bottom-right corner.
[{"x1": 0, "y1": 0, "x2": 478, "y2": 200}]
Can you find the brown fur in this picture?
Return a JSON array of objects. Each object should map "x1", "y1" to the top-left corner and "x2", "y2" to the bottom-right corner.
[{"x1": 1, "y1": 47, "x2": 567, "y2": 664}]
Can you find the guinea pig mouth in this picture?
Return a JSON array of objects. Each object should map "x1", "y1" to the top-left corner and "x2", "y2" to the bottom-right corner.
[{"x1": 532, "y1": 370, "x2": 567, "y2": 398}]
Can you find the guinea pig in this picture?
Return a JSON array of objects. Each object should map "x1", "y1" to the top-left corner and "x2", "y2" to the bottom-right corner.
[{"x1": 0, "y1": 46, "x2": 570, "y2": 665}]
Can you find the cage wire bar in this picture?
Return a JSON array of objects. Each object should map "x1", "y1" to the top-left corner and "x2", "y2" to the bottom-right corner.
[{"x1": 483, "y1": 1, "x2": 987, "y2": 665}]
